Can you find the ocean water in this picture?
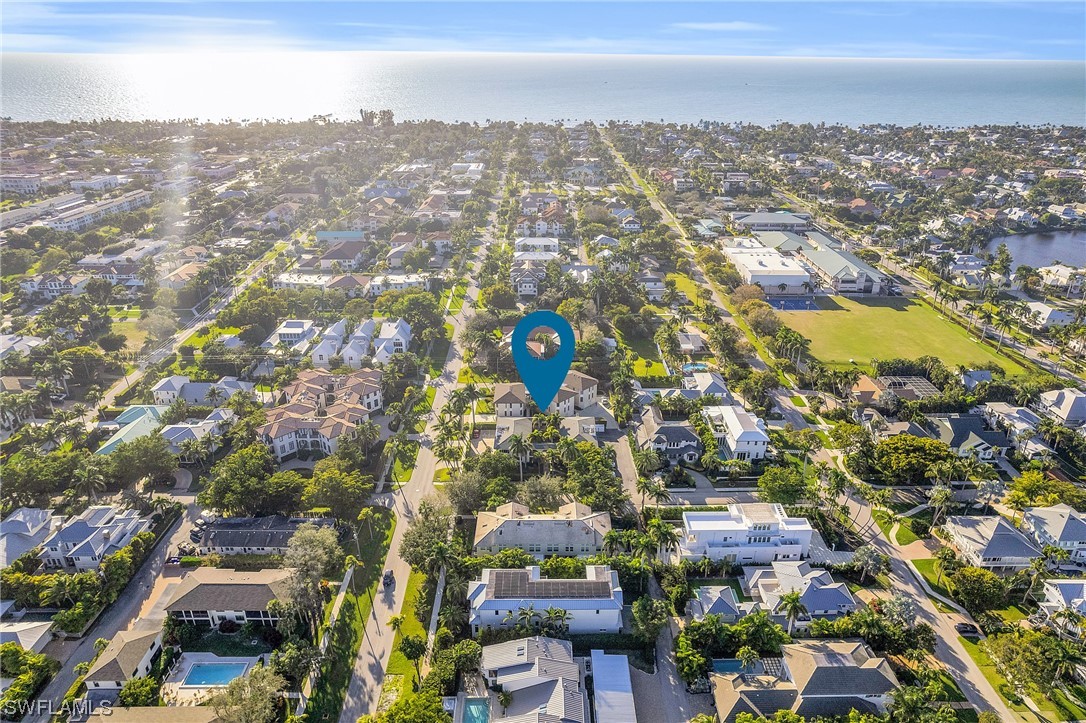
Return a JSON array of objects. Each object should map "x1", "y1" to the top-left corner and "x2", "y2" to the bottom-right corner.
[{"x1": 2, "y1": 52, "x2": 1084, "y2": 126}]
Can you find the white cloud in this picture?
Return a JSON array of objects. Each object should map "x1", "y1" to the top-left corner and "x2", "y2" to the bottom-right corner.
[{"x1": 671, "y1": 21, "x2": 775, "y2": 32}]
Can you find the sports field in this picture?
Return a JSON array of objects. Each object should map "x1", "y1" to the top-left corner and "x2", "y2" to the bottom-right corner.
[{"x1": 779, "y1": 296, "x2": 1026, "y2": 375}]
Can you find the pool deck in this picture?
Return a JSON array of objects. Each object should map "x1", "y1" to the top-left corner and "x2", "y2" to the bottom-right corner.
[{"x1": 161, "y1": 652, "x2": 265, "y2": 705}]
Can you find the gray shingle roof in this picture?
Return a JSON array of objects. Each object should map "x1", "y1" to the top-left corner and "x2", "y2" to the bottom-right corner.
[{"x1": 164, "y1": 568, "x2": 292, "y2": 613}]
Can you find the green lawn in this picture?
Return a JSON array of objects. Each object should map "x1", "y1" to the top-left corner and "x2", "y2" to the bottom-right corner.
[
  {"x1": 184, "y1": 325, "x2": 240, "y2": 350},
  {"x1": 458, "y1": 366, "x2": 496, "y2": 384},
  {"x1": 413, "y1": 388, "x2": 437, "y2": 433},
  {"x1": 386, "y1": 570, "x2": 430, "y2": 695},
  {"x1": 779, "y1": 296, "x2": 1027, "y2": 375},
  {"x1": 448, "y1": 282, "x2": 469, "y2": 313},
  {"x1": 391, "y1": 441, "x2": 420, "y2": 487},
  {"x1": 184, "y1": 630, "x2": 274, "y2": 657},
  {"x1": 432, "y1": 468, "x2": 451, "y2": 485},
  {"x1": 306, "y1": 509, "x2": 396, "y2": 723},
  {"x1": 111, "y1": 320, "x2": 148, "y2": 353},
  {"x1": 895, "y1": 521, "x2": 922, "y2": 546},
  {"x1": 912, "y1": 558, "x2": 955, "y2": 602},
  {"x1": 615, "y1": 330, "x2": 667, "y2": 377},
  {"x1": 426, "y1": 324, "x2": 454, "y2": 378},
  {"x1": 872, "y1": 510, "x2": 895, "y2": 541},
  {"x1": 957, "y1": 636, "x2": 1046, "y2": 719},
  {"x1": 666, "y1": 272, "x2": 702, "y2": 302},
  {"x1": 790, "y1": 395, "x2": 807, "y2": 407}
]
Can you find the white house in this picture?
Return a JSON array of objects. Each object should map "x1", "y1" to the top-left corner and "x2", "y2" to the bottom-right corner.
[
  {"x1": 1022, "y1": 505, "x2": 1086, "y2": 565},
  {"x1": 944, "y1": 515, "x2": 1041, "y2": 574},
  {"x1": 262, "y1": 319, "x2": 321, "y2": 354},
  {"x1": 151, "y1": 375, "x2": 254, "y2": 406},
  {"x1": 371, "y1": 318, "x2": 412, "y2": 363},
  {"x1": 744, "y1": 561, "x2": 857, "y2": 629},
  {"x1": 341, "y1": 319, "x2": 377, "y2": 369},
  {"x1": 701, "y1": 405, "x2": 770, "y2": 461},
  {"x1": 83, "y1": 629, "x2": 163, "y2": 691},
  {"x1": 468, "y1": 565, "x2": 623, "y2": 635},
  {"x1": 1025, "y1": 301, "x2": 1074, "y2": 329},
  {"x1": 494, "y1": 383, "x2": 532, "y2": 418},
  {"x1": 310, "y1": 318, "x2": 350, "y2": 368},
  {"x1": 678, "y1": 504, "x2": 814, "y2": 564},
  {"x1": 0, "y1": 508, "x2": 60, "y2": 568},
  {"x1": 1036, "y1": 388, "x2": 1086, "y2": 428},
  {"x1": 1038, "y1": 580, "x2": 1086, "y2": 638},
  {"x1": 514, "y1": 237, "x2": 561, "y2": 254},
  {"x1": 474, "y1": 501, "x2": 611, "y2": 557},
  {"x1": 39, "y1": 506, "x2": 151, "y2": 571},
  {"x1": 480, "y1": 637, "x2": 587, "y2": 722}
]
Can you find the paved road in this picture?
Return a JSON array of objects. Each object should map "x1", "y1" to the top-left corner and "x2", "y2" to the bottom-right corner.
[
  {"x1": 838, "y1": 485, "x2": 1016, "y2": 721},
  {"x1": 338, "y1": 175, "x2": 501, "y2": 722}
]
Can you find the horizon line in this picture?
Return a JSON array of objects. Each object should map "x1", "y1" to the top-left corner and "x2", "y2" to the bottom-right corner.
[{"x1": 3, "y1": 49, "x2": 1083, "y2": 62}]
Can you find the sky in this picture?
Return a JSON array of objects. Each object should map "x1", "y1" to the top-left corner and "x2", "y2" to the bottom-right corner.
[{"x1": 3, "y1": 1, "x2": 1085, "y2": 60}]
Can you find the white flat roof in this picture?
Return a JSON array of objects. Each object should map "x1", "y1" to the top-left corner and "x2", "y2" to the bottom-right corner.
[{"x1": 590, "y1": 650, "x2": 636, "y2": 723}]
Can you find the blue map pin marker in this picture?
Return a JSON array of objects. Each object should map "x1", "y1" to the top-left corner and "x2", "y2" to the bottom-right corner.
[{"x1": 511, "y1": 310, "x2": 575, "y2": 412}]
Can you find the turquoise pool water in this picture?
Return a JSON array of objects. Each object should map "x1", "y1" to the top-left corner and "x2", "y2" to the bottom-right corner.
[
  {"x1": 182, "y1": 662, "x2": 249, "y2": 687},
  {"x1": 463, "y1": 697, "x2": 490, "y2": 723},
  {"x1": 682, "y1": 363, "x2": 709, "y2": 373}
]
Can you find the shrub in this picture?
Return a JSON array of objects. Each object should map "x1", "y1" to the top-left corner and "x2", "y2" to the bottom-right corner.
[{"x1": 218, "y1": 620, "x2": 240, "y2": 634}]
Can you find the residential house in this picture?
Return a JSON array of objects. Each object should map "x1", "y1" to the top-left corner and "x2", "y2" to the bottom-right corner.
[
  {"x1": 474, "y1": 501, "x2": 611, "y2": 557},
  {"x1": 701, "y1": 405, "x2": 770, "y2": 461},
  {"x1": 638, "y1": 272, "x2": 666, "y2": 302},
  {"x1": 678, "y1": 505, "x2": 814, "y2": 564},
  {"x1": 1036, "y1": 388, "x2": 1086, "y2": 427},
  {"x1": 982, "y1": 402, "x2": 1053, "y2": 459},
  {"x1": 744, "y1": 561, "x2": 857, "y2": 629},
  {"x1": 926, "y1": 414, "x2": 1010, "y2": 459},
  {"x1": 710, "y1": 640, "x2": 899, "y2": 722},
  {"x1": 198, "y1": 516, "x2": 336, "y2": 556},
  {"x1": 310, "y1": 318, "x2": 350, "y2": 368},
  {"x1": 95, "y1": 405, "x2": 169, "y2": 456},
  {"x1": 684, "y1": 371, "x2": 731, "y2": 400},
  {"x1": 83, "y1": 630, "x2": 163, "y2": 691},
  {"x1": 468, "y1": 565, "x2": 623, "y2": 634},
  {"x1": 1025, "y1": 301, "x2": 1074, "y2": 329},
  {"x1": 494, "y1": 383, "x2": 532, "y2": 418},
  {"x1": 511, "y1": 260, "x2": 547, "y2": 297},
  {"x1": 677, "y1": 331, "x2": 707, "y2": 355},
  {"x1": 340, "y1": 320, "x2": 377, "y2": 369},
  {"x1": 960, "y1": 370, "x2": 993, "y2": 391},
  {"x1": 371, "y1": 318, "x2": 412, "y2": 363},
  {"x1": 164, "y1": 567, "x2": 292, "y2": 626},
  {"x1": 259, "y1": 368, "x2": 383, "y2": 461},
  {"x1": 0, "y1": 622, "x2": 54, "y2": 655},
  {"x1": 1022, "y1": 505, "x2": 1086, "y2": 565},
  {"x1": 479, "y1": 637, "x2": 587, "y2": 722},
  {"x1": 943, "y1": 515, "x2": 1041, "y2": 573},
  {"x1": 589, "y1": 649, "x2": 637, "y2": 723},
  {"x1": 151, "y1": 375, "x2": 254, "y2": 406},
  {"x1": 639, "y1": 406, "x2": 702, "y2": 464},
  {"x1": 39, "y1": 505, "x2": 152, "y2": 571},
  {"x1": 514, "y1": 237, "x2": 561, "y2": 254},
  {"x1": 1039, "y1": 264, "x2": 1084, "y2": 296},
  {"x1": 261, "y1": 320, "x2": 321, "y2": 355},
  {"x1": 0, "y1": 334, "x2": 45, "y2": 360},
  {"x1": 161, "y1": 409, "x2": 234, "y2": 462},
  {"x1": 687, "y1": 585, "x2": 755, "y2": 623},
  {"x1": 1038, "y1": 580, "x2": 1086, "y2": 638},
  {"x1": 0, "y1": 508, "x2": 60, "y2": 568}
]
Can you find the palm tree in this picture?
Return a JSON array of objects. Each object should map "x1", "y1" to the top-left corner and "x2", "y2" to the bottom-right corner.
[
  {"x1": 646, "y1": 518, "x2": 680, "y2": 560},
  {"x1": 542, "y1": 606, "x2": 572, "y2": 635},
  {"x1": 635, "y1": 476, "x2": 654, "y2": 510},
  {"x1": 777, "y1": 591, "x2": 808, "y2": 635},
  {"x1": 42, "y1": 574, "x2": 79, "y2": 607},
  {"x1": 934, "y1": 547, "x2": 958, "y2": 586},
  {"x1": 388, "y1": 614, "x2": 406, "y2": 634},
  {"x1": 204, "y1": 385, "x2": 226, "y2": 407},
  {"x1": 736, "y1": 645, "x2": 760, "y2": 673},
  {"x1": 497, "y1": 690, "x2": 513, "y2": 716},
  {"x1": 513, "y1": 604, "x2": 540, "y2": 630},
  {"x1": 928, "y1": 485, "x2": 954, "y2": 527},
  {"x1": 506, "y1": 434, "x2": 531, "y2": 481},
  {"x1": 355, "y1": 419, "x2": 382, "y2": 459},
  {"x1": 73, "y1": 463, "x2": 108, "y2": 503},
  {"x1": 647, "y1": 482, "x2": 671, "y2": 510}
]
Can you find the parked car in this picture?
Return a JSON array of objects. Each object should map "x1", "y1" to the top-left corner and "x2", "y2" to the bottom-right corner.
[
  {"x1": 166, "y1": 556, "x2": 181, "y2": 566},
  {"x1": 955, "y1": 622, "x2": 982, "y2": 638}
]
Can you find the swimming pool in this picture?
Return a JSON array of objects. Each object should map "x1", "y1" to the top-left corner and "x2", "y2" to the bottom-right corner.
[
  {"x1": 713, "y1": 659, "x2": 765, "y2": 674},
  {"x1": 682, "y1": 362, "x2": 709, "y2": 373},
  {"x1": 463, "y1": 697, "x2": 490, "y2": 723},
  {"x1": 182, "y1": 662, "x2": 249, "y2": 687}
]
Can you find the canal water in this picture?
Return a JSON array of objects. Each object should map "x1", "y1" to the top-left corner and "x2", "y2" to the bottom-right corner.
[{"x1": 986, "y1": 229, "x2": 1086, "y2": 269}]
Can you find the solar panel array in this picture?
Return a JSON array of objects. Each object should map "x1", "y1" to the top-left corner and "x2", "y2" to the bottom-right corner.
[{"x1": 490, "y1": 570, "x2": 612, "y2": 600}]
